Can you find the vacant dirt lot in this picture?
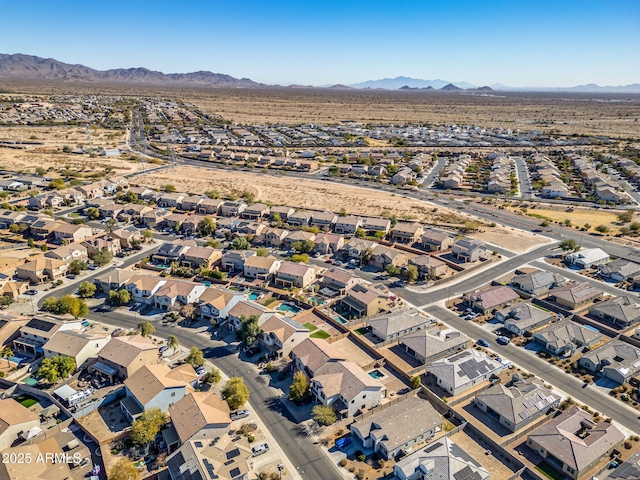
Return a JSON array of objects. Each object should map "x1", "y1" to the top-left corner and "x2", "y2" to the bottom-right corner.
[
  {"x1": 0, "y1": 125, "x2": 125, "y2": 149},
  {"x1": 509, "y1": 205, "x2": 631, "y2": 235}
]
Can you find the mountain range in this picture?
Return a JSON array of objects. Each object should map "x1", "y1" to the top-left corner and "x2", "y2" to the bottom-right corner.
[{"x1": 1, "y1": 53, "x2": 638, "y2": 93}]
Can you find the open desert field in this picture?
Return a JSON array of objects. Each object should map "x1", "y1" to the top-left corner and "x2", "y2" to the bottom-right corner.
[
  {"x1": 138, "y1": 165, "x2": 547, "y2": 252},
  {"x1": 0, "y1": 125, "x2": 125, "y2": 149}
]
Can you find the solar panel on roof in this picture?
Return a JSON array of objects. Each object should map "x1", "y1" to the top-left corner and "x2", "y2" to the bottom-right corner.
[
  {"x1": 226, "y1": 448, "x2": 240, "y2": 460},
  {"x1": 229, "y1": 467, "x2": 242, "y2": 478},
  {"x1": 202, "y1": 459, "x2": 216, "y2": 479},
  {"x1": 423, "y1": 441, "x2": 443, "y2": 454},
  {"x1": 519, "y1": 410, "x2": 532, "y2": 420},
  {"x1": 0, "y1": 320, "x2": 7, "y2": 330},
  {"x1": 448, "y1": 351, "x2": 471, "y2": 362},
  {"x1": 194, "y1": 441, "x2": 203, "y2": 448},
  {"x1": 25, "y1": 318, "x2": 55, "y2": 332}
]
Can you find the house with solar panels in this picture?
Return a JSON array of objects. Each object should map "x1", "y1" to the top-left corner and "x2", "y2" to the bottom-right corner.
[
  {"x1": 427, "y1": 349, "x2": 505, "y2": 396},
  {"x1": 13, "y1": 315, "x2": 82, "y2": 356},
  {"x1": 510, "y1": 270, "x2": 566, "y2": 296},
  {"x1": 474, "y1": 376, "x2": 560, "y2": 433}
]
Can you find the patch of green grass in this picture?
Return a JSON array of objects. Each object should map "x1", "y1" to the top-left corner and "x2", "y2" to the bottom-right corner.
[
  {"x1": 68, "y1": 212, "x2": 80, "y2": 217},
  {"x1": 16, "y1": 394, "x2": 38, "y2": 408},
  {"x1": 535, "y1": 461, "x2": 565, "y2": 480},
  {"x1": 303, "y1": 322, "x2": 318, "y2": 332},
  {"x1": 310, "y1": 330, "x2": 330, "y2": 339}
]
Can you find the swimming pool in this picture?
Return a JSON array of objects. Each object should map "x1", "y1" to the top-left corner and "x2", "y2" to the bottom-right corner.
[
  {"x1": 308, "y1": 296, "x2": 326, "y2": 305},
  {"x1": 277, "y1": 303, "x2": 302, "y2": 314},
  {"x1": 332, "y1": 314, "x2": 347, "y2": 324},
  {"x1": 368, "y1": 369, "x2": 386, "y2": 380},
  {"x1": 248, "y1": 292, "x2": 260, "y2": 301}
]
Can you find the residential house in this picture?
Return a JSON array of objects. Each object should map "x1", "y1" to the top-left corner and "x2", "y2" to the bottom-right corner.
[
  {"x1": 350, "y1": 396, "x2": 442, "y2": 460},
  {"x1": 400, "y1": 327, "x2": 469, "y2": 365},
  {"x1": 12, "y1": 315, "x2": 81, "y2": 355},
  {"x1": 121, "y1": 364, "x2": 195, "y2": 421},
  {"x1": 565, "y1": 248, "x2": 610, "y2": 269},
  {"x1": 198, "y1": 287, "x2": 244, "y2": 323},
  {"x1": 526, "y1": 406, "x2": 625, "y2": 479},
  {"x1": 475, "y1": 377, "x2": 561, "y2": 433},
  {"x1": 128, "y1": 186, "x2": 156, "y2": 201},
  {"x1": 81, "y1": 235, "x2": 121, "y2": 258},
  {"x1": 180, "y1": 214, "x2": 206, "y2": 235},
  {"x1": 126, "y1": 275, "x2": 165, "y2": 305},
  {"x1": 363, "y1": 217, "x2": 391, "y2": 236},
  {"x1": 196, "y1": 198, "x2": 224, "y2": 215},
  {"x1": 463, "y1": 285, "x2": 520, "y2": 313},
  {"x1": 16, "y1": 257, "x2": 69, "y2": 283},
  {"x1": 226, "y1": 301, "x2": 275, "y2": 331},
  {"x1": 109, "y1": 226, "x2": 143, "y2": 249},
  {"x1": 344, "y1": 238, "x2": 378, "y2": 259},
  {"x1": 43, "y1": 328, "x2": 112, "y2": 368},
  {"x1": 259, "y1": 314, "x2": 310, "y2": 358},
  {"x1": 291, "y1": 337, "x2": 345, "y2": 378},
  {"x1": 310, "y1": 211, "x2": 338, "y2": 230},
  {"x1": 428, "y1": 349, "x2": 504, "y2": 396},
  {"x1": 334, "y1": 216, "x2": 363, "y2": 235},
  {"x1": 369, "y1": 245, "x2": 408, "y2": 270},
  {"x1": 243, "y1": 255, "x2": 281, "y2": 282},
  {"x1": 408, "y1": 255, "x2": 448, "y2": 280},
  {"x1": 452, "y1": 238, "x2": 487, "y2": 263},
  {"x1": 221, "y1": 250, "x2": 256, "y2": 272},
  {"x1": 275, "y1": 261, "x2": 317, "y2": 289},
  {"x1": 598, "y1": 259, "x2": 640, "y2": 282},
  {"x1": 590, "y1": 296, "x2": 640, "y2": 328},
  {"x1": 29, "y1": 219, "x2": 63, "y2": 238},
  {"x1": 313, "y1": 232, "x2": 344, "y2": 254},
  {"x1": 141, "y1": 208, "x2": 172, "y2": 227},
  {"x1": 420, "y1": 228, "x2": 454, "y2": 252},
  {"x1": 95, "y1": 334, "x2": 160, "y2": 380},
  {"x1": 338, "y1": 283, "x2": 391, "y2": 318},
  {"x1": 164, "y1": 212, "x2": 189, "y2": 230},
  {"x1": 52, "y1": 223, "x2": 93, "y2": 244},
  {"x1": 510, "y1": 270, "x2": 566, "y2": 296},
  {"x1": 390, "y1": 223, "x2": 424, "y2": 244},
  {"x1": 270, "y1": 206, "x2": 295, "y2": 221},
  {"x1": 153, "y1": 280, "x2": 207, "y2": 310},
  {"x1": 45, "y1": 242, "x2": 88, "y2": 263},
  {"x1": 579, "y1": 341, "x2": 640, "y2": 384},
  {"x1": 241, "y1": 203, "x2": 270, "y2": 220},
  {"x1": 158, "y1": 192, "x2": 185, "y2": 208},
  {"x1": 283, "y1": 230, "x2": 316, "y2": 249},
  {"x1": 153, "y1": 241, "x2": 195, "y2": 264},
  {"x1": 548, "y1": 282, "x2": 604, "y2": 310},
  {"x1": 320, "y1": 267, "x2": 360, "y2": 295},
  {"x1": 287, "y1": 210, "x2": 313, "y2": 227},
  {"x1": 168, "y1": 392, "x2": 231, "y2": 445},
  {"x1": 310, "y1": 360, "x2": 384, "y2": 417},
  {"x1": 94, "y1": 268, "x2": 137, "y2": 294},
  {"x1": 98, "y1": 202, "x2": 124, "y2": 220},
  {"x1": 0, "y1": 398, "x2": 40, "y2": 451},
  {"x1": 220, "y1": 200, "x2": 247, "y2": 217},
  {"x1": 263, "y1": 228, "x2": 289, "y2": 247},
  {"x1": 180, "y1": 195, "x2": 206, "y2": 212},
  {"x1": 496, "y1": 301, "x2": 555, "y2": 336},
  {"x1": 533, "y1": 319, "x2": 602, "y2": 357},
  {"x1": 181, "y1": 246, "x2": 222, "y2": 269},
  {"x1": 394, "y1": 437, "x2": 490, "y2": 480},
  {"x1": 367, "y1": 308, "x2": 433, "y2": 342},
  {"x1": 29, "y1": 192, "x2": 63, "y2": 209}
]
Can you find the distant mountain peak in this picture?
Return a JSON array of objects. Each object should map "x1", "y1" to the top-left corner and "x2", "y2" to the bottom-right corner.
[
  {"x1": 441, "y1": 83, "x2": 462, "y2": 91},
  {"x1": 0, "y1": 53, "x2": 262, "y2": 88}
]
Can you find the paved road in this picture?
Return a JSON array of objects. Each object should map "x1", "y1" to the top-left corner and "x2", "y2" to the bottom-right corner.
[{"x1": 80, "y1": 310, "x2": 339, "y2": 480}]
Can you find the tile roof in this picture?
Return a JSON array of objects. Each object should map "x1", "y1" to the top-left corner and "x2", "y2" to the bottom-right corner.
[
  {"x1": 124, "y1": 364, "x2": 193, "y2": 406},
  {"x1": 98, "y1": 335, "x2": 158, "y2": 368},
  {"x1": 367, "y1": 308, "x2": 433, "y2": 338},
  {"x1": 400, "y1": 327, "x2": 469, "y2": 362},
  {"x1": 312, "y1": 360, "x2": 381, "y2": 401},
  {"x1": 169, "y1": 392, "x2": 231, "y2": 443},
  {"x1": 291, "y1": 338, "x2": 345, "y2": 374}
]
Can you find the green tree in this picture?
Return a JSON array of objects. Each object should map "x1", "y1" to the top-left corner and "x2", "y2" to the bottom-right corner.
[
  {"x1": 618, "y1": 210, "x2": 634, "y2": 223},
  {"x1": 559, "y1": 239, "x2": 579, "y2": 252},
  {"x1": 41, "y1": 295, "x2": 88, "y2": 318},
  {"x1": 462, "y1": 221, "x2": 479, "y2": 232},
  {"x1": 130, "y1": 408, "x2": 165, "y2": 449},
  {"x1": 292, "y1": 240, "x2": 315, "y2": 254},
  {"x1": 49, "y1": 178, "x2": 65, "y2": 189},
  {"x1": 9, "y1": 224, "x2": 20, "y2": 234},
  {"x1": 403, "y1": 265, "x2": 419, "y2": 283},
  {"x1": 289, "y1": 371, "x2": 310, "y2": 401},
  {"x1": 355, "y1": 227, "x2": 366, "y2": 238},
  {"x1": 137, "y1": 321, "x2": 156, "y2": 338},
  {"x1": 360, "y1": 246, "x2": 374, "y2": 266},
  {"x1": 290, "y1": 253, "x2": 309, "y2": 263},
  {"x1": 386, "y1": 264, "x2": 401, "y2": 276},
  {"x1": 312, "y1": 404, "x2": 337, "y2": 426},
  {"x1": 231, "y1": 237, "x2": 251, "y2": 250},
  {"x1": 69, "y1": 259, "x2": 87, "y2": 275},
  {"x1": 222, "y1": 377, "x2": 250, "y2": 410},
  {"x1": 240, "y1": 315, "x2": 261, "y2": 346},
  {"x1": 339, "y1": 207, "x2": 348, "y2": 217},
  {"x1": 205, "y1": 238, "x2": 222, "y2": 248},
  {"x1": 256, "y1": 247, "x2": 269, "y2": 257},
  {"x1": 271, "y1": 212, "x2": 282, "y2": 224},
  {"x1": 92, "y1": 248, "x2": 113, "y2": 266},
  {"x1": 86, "y1": 207, "x2": 100, "y2": 220},
  {"x1": 374, "y1": 230, "x2": 386, "y2": 239},
  {"x1": 198, "y1": 216, "x2": 216, "y2": 236},
  {"x1": 595, "y1": 224, "x2": 610, "y2": 233},
  {"x1": 143, "y1": 228, "x2": 154, "y2": 242},
  {"x1": 162, "y1": 184, "x2": 177, "y2": 192},
  {"x1": 410, "y1": 375, "x2": 422, "y2": 389},
  {"x1": 185, "y1": 346, "x2": 204, "y2": 367},
  {"x1": 167, "y1": 335, "x2": 179, "y2": 354},
  {"x1": 204, "y1": 367, "x2": 222, "y2": 384},
  {"x1": 205, "y1": 189, "x2": 220, "y2": 199},
  {"x1": 27, "y1": 238, "x2": 35, "y2": 248},
  {"x1": 630, "y1": 222, "x2": 640, "y2": 232},
  {"x1": 108, "y1": 458, "x2": 141, "y2": 480},
  {"x1": 38, "y1": 356, "x2": 76, "y2": 383},
  {"x1": 77, "y1": 281, "x2": 96, "y2": 298},
  {"x1": 40, "y1": 244, "x2": 48, "y2": 252},
  {"x1": 0, "y1": 347, "x2": 13, "y2": 367},
  {"x1": 104, "y1": 218, "x2": 117, "y2": 232}
]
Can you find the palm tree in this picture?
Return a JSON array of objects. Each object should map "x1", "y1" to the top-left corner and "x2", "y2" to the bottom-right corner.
[
  {"x1": 167, "y1": 335, "x2": 179, "y2": 354},
  {"x1": 360, "y1": 247, "x2": 374, "y2": 267},
  {"x1": 0, "y1": 347, "x2": 13, "y2": 367}
]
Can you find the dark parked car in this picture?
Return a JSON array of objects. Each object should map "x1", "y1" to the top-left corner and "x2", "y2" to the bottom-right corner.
[
  {"x1": 476, "y1": 338, "x2": 490, "y2": 348},
  {"x1": 25, "y1": 289, "x2": 38, "y2": 295},
  {"x1": 335, "y1": 436, "x2": 351, "y2": 450}
]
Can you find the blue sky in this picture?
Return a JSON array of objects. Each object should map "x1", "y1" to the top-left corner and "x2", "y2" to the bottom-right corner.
[{"x1": 1, "y1": 0, "x2": 638, "y2": 87}]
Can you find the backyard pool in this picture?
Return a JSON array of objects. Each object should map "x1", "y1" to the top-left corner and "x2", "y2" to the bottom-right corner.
[
  {"x1": 308, "y1": 296, "x2": 326, "y2": 305},
  {"x1": 248, "y1": 291, "x2": 260, "y2": 301},
  {"x1": 332, "y1": 314, "x2": 347, "y2": 325},
  {"x1": 368, "y1": 369, "x2": 386, "y2": 380},
  {"x1": 277, "y1": 303, "x2": 302, "y2": 314}
]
